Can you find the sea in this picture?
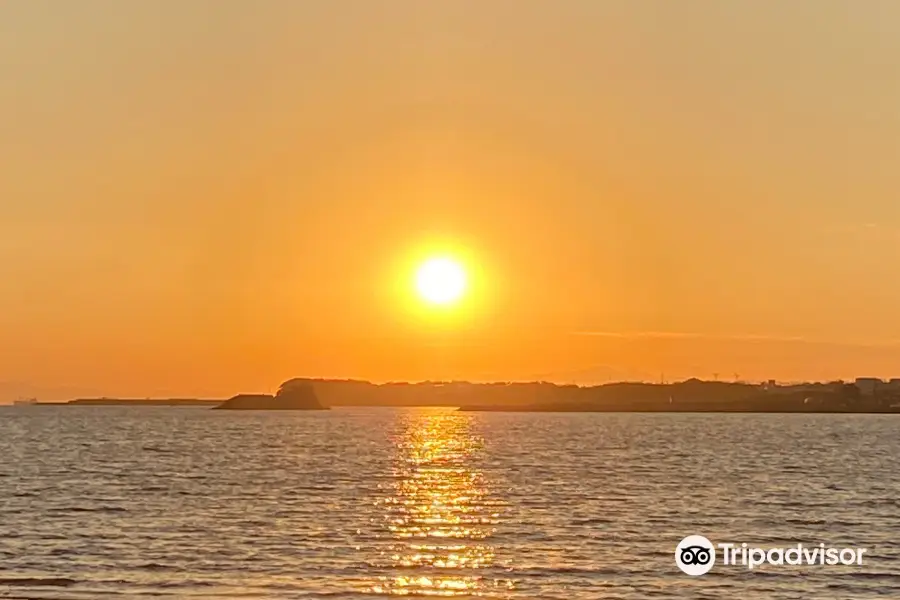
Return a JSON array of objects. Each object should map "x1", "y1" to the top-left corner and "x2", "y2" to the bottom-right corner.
[{"x1": 0, "y1": 406, "x2": 898, "y2": 599}]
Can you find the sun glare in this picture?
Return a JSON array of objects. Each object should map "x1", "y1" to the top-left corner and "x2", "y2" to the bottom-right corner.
[{"x1": 415, "y1": 257, "x2": 467, "y2": 306}]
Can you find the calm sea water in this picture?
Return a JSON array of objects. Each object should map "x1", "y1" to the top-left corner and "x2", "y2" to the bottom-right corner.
[{"x1": 1, "y1": 407, "x2": 899, "y2": 599}]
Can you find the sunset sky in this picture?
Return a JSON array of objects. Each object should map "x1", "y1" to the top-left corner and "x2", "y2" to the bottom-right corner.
[{"x1": 3, "y1": 1, "x2": 900, "y2": 400}]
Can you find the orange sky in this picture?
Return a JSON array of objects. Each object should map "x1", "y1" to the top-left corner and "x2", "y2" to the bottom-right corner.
[{"x1": 2, "y1": 2, "x2": 900, "y2": 400}]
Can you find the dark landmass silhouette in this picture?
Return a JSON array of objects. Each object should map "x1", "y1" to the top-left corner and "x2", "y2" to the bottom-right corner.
[
  {"x1": 214, "y1": 381, "x2": 326, "y2": 410},
  {"x1": 32, "y1": 377, "x2": 900, "y2": 413},
  {"x1": 66, "y1": 398, "x2": 221, "y2": 406},
  {"x1": 288, "y1": 377, "x2": 900, "y2": 413},
  {"x1": 214, "y1": 394, "x2": 276, "y2": 409}
]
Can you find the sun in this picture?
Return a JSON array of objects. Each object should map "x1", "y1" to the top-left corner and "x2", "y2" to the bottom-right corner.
[{"x1": 415, "y1": 257, "x2": 467, "y2": 305}]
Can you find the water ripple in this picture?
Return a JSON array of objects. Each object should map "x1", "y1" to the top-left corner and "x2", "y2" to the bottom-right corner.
[{"x1": 0, "y1": 407, "x2": 898, "y2": 598}]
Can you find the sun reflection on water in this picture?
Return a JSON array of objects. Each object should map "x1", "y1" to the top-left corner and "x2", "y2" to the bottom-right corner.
[{"x1": 370, "y1": 409, "x2": 509, "y2": 596}]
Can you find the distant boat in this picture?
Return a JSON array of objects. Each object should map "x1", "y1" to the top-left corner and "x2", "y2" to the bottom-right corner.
[{"x1": 13, "y1": 397, "x2": 37, "y2": 406}]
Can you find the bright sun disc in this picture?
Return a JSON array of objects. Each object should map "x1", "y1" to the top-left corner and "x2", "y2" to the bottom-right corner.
[{"x1": 415, "y1": 257, "x2": 467, "y2": 305}]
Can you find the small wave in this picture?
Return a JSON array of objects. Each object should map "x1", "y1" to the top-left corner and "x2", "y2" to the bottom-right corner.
[
  {"x1": 784, "y1": 518, "x2": 828, "y2": 525},
  {"x1": 136, "y1": 562, "x2": 179, "y2": 572},
  {"x1": 856, "y1": 498, "x2": 900, "y2": 508},
  {"x1": 0, "y1": 577, "x2": 77, "y2": 587},
  {"x1": 833, "y1": 572, "x2": 900, "y2": 581},
  {"x1": 570, "y1": 518, "x2": 614, "y2": 526},
  {"x1": 48, "y1": 506, "x2": 128, "y2": 514}
]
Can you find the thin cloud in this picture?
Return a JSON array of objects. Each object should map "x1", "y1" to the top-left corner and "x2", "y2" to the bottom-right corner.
[
  {"x1": 570, "y1": 331, "x2": 900, "y2": 348},
  {"x1": 821, "y1": 222, "x2": 900, "y2": 239},
  {"x1": 570, "y1": 331, "x2": 807, "y2": 342}
]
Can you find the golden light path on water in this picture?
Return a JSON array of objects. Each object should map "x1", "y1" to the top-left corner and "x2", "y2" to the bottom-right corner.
[{"x1": 370, "y1": 410, "x2": 512, "y2": 596}]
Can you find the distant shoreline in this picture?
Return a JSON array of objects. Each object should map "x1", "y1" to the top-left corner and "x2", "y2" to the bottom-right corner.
[
  {"x1": 38, "y1": 399, "x2": 223, "y2": 406},
  {"x1": 458, "y1": 405, "x2": 900, "y2": 414},
  {"x1": 10, "y1": 376, "x2": 900, "y2": 413},
  {"x1": 14, "y1": 403, "x2": 900, "y2": 414}
]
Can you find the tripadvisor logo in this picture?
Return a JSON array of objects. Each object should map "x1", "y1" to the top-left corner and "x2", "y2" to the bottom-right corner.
[
  {"x1": 675, "y1": 535, "x2": 867, "y2": 576},
  {"x1": 676, "y1": 535, "x2": 716, "y2": 576}
]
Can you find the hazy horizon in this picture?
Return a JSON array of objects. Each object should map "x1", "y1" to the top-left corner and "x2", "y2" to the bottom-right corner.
[
  {"x1": 4, "y1": 1, "x2": 900, "y2": 400},
  {"x1": 2, "y1": 371, "x2": 897, "y2": 405}
]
